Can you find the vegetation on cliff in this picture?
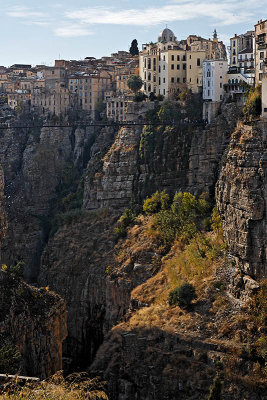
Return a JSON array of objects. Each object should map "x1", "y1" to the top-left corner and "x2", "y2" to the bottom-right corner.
[{"x1": 0, "y1": 372, "x2": 108, "y2": 400}]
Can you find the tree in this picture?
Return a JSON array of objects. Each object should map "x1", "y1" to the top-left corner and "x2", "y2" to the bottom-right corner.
[
  {"x1": 129, "y1": 39, "x2": 139, "y2": 56},
  {"x1": 169, "y1": 283, "x2": 197, "y2": 307},
  {"x1": 158, "y1": 100, "x2": 181, "y2": 123},
  {"x1": 127, "y1": 75, "x2": 143, "y2": 94}
]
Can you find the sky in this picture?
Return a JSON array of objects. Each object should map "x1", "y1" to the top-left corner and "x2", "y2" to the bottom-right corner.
[{"x1": 0, "y1": 0, "x2": 266, "y2": 66}]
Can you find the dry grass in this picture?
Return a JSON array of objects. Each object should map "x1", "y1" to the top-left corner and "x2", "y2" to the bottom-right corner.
[{"x1": 0, "y1": 372, "x2": 108, "y2": 400}]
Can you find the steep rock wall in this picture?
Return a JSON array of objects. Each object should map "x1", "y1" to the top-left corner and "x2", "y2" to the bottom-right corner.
[
  {"x1": 216, "y1": 122, "x2": 267, "y2": 282},
  {"x1": 83, "y1": 104, "x2": 241, "y2": 212},
  {"x1": 0, "y1": 115, "x2": 99, "y2": 280},
  {"x1": 0, "y1": 165, "x2": 6, "y2": 257},
  {"x1": 0, "y1": 270, "x2": 67, "y2": 378}
]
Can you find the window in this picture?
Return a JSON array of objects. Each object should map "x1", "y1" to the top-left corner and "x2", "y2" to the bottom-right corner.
[
  {"x1": 177, "y1": 77, "x2": 180, "y2": 83},
  {"x1": 163, "y1": 78, "x2": 165, "y2": 83},
  {"x1": 163, "y1": 55, "x2": 166, "y2": 61},
  {"x1": 148, "y1": 58, "x2": 151, "y2": 69},
  {"x1": 159, "y1": 66, "x2": 161, "y2": 73},
  {"x1": 233, "y1": 40, "x2": 235, "y2": 47},
  {"x1": 190, "y1": 65, "x2": 192, "y2": 69},
  {"x1": 148, "y1": 72, "x2": 151, "y2": 81},
  {"x1": 220, "y1": 83, "x2": 222, "y2": 88},
  {"x1": 183, "y1": 64, "x2": 186, "y2": 70},
  {"x1": 260, "y1": 52, "x2": 264, "y2": 59},
  {"x1": 183, "y1": 55, "x2": 186, "y2": 61},
  {"x1": 183, "y1": 78, "x2": 186, "y2": 83},
  {"x1": 171, "y1": 55, "x2": 174, "y2": 61},
  {"x1": 159, "y1": 77, "x2": 161, "y2": 85},
  {"x1": 189, "y1": 55, "x2": 192, "y2": 59},
  {"x1": 177, "y1": 64, "x2": 180, "y2": 70},
  {"x1": 163, "y1": 65, "x2": 165, "y2": 70},
  {"x1": 153, "y1": 75, "x2": 156, "y2": 82},
  {"x1": 208, "y1": 81, "x2": 210, "y2": 87},
  {"x1": 197, "y1": 58, "x2": 200, "y2": 66},
  {"x1": 177, "y1": 55, "x2": 180, "y2": 61},
  {"x1": 208, "y1": 90, "x2": 210, "y2": 96},
  {"x1": 171, "y1": 77, "x2": 174, "y2": 83},
  {"x1": 144, "y1": 58, "x2": 146, "y2": 68},
  {"x1": 171, "y1": 64, "x2": 174, "y2": 69}
]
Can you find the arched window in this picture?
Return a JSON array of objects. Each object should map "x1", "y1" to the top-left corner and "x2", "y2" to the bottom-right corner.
[{"x1": 148, "y1": 72, "x2": 151, "y2": 81}]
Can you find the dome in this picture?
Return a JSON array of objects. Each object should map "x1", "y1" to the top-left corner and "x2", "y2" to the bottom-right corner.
[{"x1": 158, "y1": 28, "x2": 176, "y2": 43}]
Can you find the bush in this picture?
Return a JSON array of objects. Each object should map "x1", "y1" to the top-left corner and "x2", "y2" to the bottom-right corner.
[
  {"x1": 114, "y1": 208, "x2": 136, "y2": 239},
  {"x1": 143, "y1": 191, "x2": 169, "y2": 214},
  {"x1": 133, "y1": 92, "x2": 148, "y2": 102},
  {"x1": 0, "y1": 344, "x2": 21, "y2": 374},
  {"x1": 243, "y1": 85, "x2": 262, "y2": 121},
  {"x1": 168, "y1": 283, "x2": 197, "y2": 307}
]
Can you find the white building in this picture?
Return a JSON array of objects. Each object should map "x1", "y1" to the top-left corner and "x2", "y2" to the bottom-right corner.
[{"x1": 202, "y1": 59, "x2": 228, "y2": 122}]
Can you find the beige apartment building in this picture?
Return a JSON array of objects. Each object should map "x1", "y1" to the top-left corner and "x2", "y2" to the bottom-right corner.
[
  {"x1": 262, "y1": 59, "x2": 267, "y2": 119},
  {"x1": 140, "y1": 28, "x2": 227, "y2": 97},
  {"x1": 31, "y1": 82, "x2": 74, "y2": 116},
  {"x1": 255, "y1": 19, "x2": 267, "y2": 85}
]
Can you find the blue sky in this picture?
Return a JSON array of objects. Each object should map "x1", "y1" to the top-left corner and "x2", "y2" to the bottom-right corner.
[{"x1": 1, "y1": 0, "x2": 266, "y2": 66}]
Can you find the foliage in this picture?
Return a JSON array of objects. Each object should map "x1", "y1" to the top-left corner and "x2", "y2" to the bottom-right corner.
[
  {"x1": 129, "y1": 39, "x2": 139, "y2": 56},
  {"x1": 0, "y1": 371, "x2": 108, "y2": 399},
  {"x1": 149, "y1": 92, "x2": 156, "y2": 101},
  {"x1": 114, "y1": 208, "x2": 136, "y2": 239},
  {"x1": 15, "y1": 100, "x2": 26, "y2": 115},
  {"x1": 139, "y1": 125, "x2": 156, "y2": 158},
  {"x1": 149, "y1": 192, "x2": 211, "y2": 250},
  {"x1": 1, "y1": 262, "x2": 24, "y2": 280},
  {"x1": 143, "y1": 191, "x2": 169, "y2": 214},
  {"x1": 156, "y1": 94, "x2": 164, "y2": 101},
  {"x1": 0, "y1": 344, "x2": 21, "y2": 374},
  {"x1": 243, "y1": 85, "x2": 262, "y2": 121},
  {"x1": 208, "y1": 373, "x2": 222, "y2": 400},
  {"x1": 127, "y1": 75, "x2": 143, "y2": 94},
  {"x1": 157, "y1": 100, "x2": 181, "y2": 123},
  {"x1": 211, "y1": 207, "x2": 223, "y2": 237},
  {"x1": 168, "y1": 283, "x2": 197, "y2": 307},
  {"x1": 144, "y1": 105, "x2": 160, "y2": 124},
  {"x1": 133, "y1": 92, "x2": 147, "y2": 102}
]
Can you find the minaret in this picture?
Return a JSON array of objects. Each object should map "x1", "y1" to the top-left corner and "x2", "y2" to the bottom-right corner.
[{"x1": 213, "y1": 29, "x2": 218, "y2": 42}]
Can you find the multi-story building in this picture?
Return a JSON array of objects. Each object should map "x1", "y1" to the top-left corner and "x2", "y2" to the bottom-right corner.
[
  {"x1": 262, "y1": 58, "x2": 267, "y2": 120},
  {"x1": 202, "y1": 59, "x2": 228, "y2": 121},
  {"x1": 139, "y1": 28, "x2": 227, "y2": 98},
  {"x1": 229, "y1": 31, "x2": 255, "y2": 70},
  {"x1": 255, "y1": 19, "x2": 267, "y2": 85},
  {"x1": 68, "y1": 70, "x2": 113, "y2": 118}
]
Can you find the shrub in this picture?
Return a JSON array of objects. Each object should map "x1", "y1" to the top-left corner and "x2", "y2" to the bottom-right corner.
[
  {"x1": 143, "y1": 191, "x2": 169, "y2": 214},
  {"x1": 114, "y1": 208, "x2": 136, "y2": 239},
  {"x1": 168, "y1": 283, "x2": 197, "y2": 307},
  {"x1": 0, "y1": 344, "x2": 21, "y2": 374},
  {"x1": 243, "y1": 85, "x2": 262, "y2": 121}
]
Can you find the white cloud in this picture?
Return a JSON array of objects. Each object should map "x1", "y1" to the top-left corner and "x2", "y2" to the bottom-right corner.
[
  {"x1": 6, "y1": 6, "x2": 47, "y2": 18},
  {"x1": 54, "y1": 24, "x2": 94, "y2": 37},
  {"x1": 64, "y1": 1, "x2": 258, "y2": 27}
]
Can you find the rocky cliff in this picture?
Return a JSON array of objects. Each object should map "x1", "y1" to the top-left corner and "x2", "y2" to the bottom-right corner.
[
  {"x1": 83, "y1": 104, "x2": 241, "y2": 211},
  {"x1": 0, "y1": 113, "x2": 103, "y2": 281},
  {"x1": 0, "y1": 269, "x2": 67, "y2": 378},
  {"x1": 0, "y1": 165, "x2": 6, "y2": 257},
  {"x1": 216, "y1": 121, "x2": 267, "y2": 285}
]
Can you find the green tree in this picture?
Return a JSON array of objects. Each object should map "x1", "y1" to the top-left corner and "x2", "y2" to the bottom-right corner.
[
  {"x1": 158, "y1": 100, "x2": 181, "y2": 123},
  {"x1": 127, "y1": 75, "x2": 143, "y2": 94},
  {"x1": 169, "y1": 283, "x2": 197, "y2": 307},
  {"x1": 129, "y1": 39, "x2": 139, "y2": 56},
  {"x1": 143, "y1": 191, "x2": 169, "y2": 214}
]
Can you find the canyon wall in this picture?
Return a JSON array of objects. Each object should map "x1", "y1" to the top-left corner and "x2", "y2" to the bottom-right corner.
[
  {"x1": 216, "y1": 121, "x2": 267, "y2": 284},
  {"x1": 0, "y1": 270, "x2": 67, "y2": 378}
]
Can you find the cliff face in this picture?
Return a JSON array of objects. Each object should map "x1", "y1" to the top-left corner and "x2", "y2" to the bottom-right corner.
[
  {"x1": 83, "y1": 104, "x2": 241, "y2": 211},
  {"x1": 0, "y1": 270, "x2": 67, "y2": 378},
  {"x1": 0, "y1": 165, "x2": 6, "y2": 257},
  {"x1": 0, "y1": 114, "x2": 99, "y2": 280},
  {"x1": 216, "y1": 122, "x2": 267, "y2": 283}
]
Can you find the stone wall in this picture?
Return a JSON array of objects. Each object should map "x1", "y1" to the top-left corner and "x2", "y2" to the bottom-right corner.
[{"x1": 216, "y1": 121, "x2": 267, "y2": 281}]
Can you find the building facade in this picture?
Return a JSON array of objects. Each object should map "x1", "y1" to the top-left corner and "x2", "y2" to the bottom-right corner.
[
  {"x1": 139, "y1": 28, "x2": 227, "y2": 98},
  {"x1": 255, "y1": 19, "x2": 267, "y2": 85}
]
